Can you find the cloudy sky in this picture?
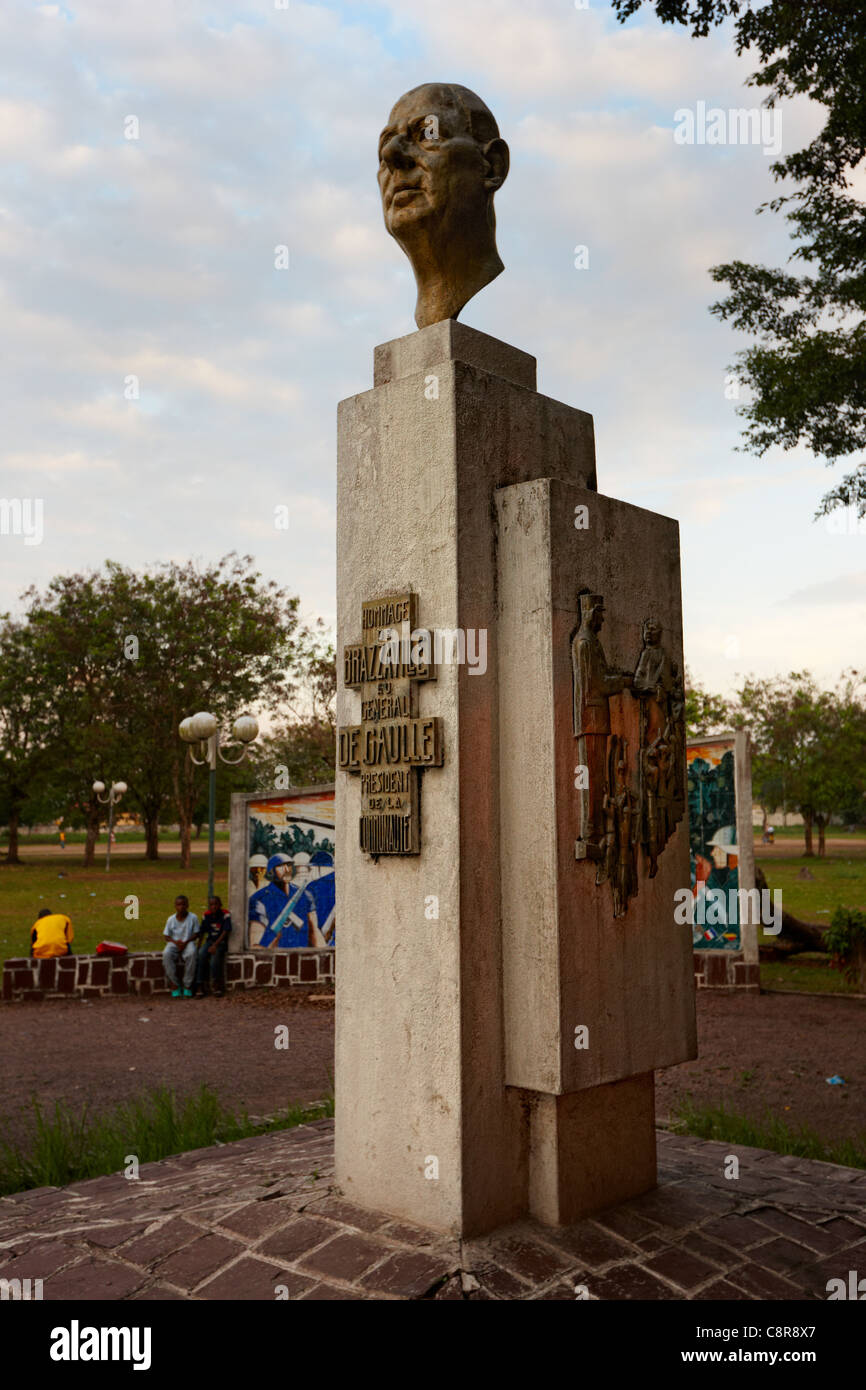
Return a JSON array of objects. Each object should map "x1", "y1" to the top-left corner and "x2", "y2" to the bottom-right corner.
[{"x1": 1, "y1": 0, "x2": 863, "y2": 696}]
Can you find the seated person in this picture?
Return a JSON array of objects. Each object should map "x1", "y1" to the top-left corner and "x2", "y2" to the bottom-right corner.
[
  {"x1": 30, "y1": 907, "x2": 74, "y2": 958},
  {"x1": 194, "y1": 896, "x2": 232, "y2": 998},
  {"x1": 162, "y1": 895, "x2": 200, "y2": 998}
]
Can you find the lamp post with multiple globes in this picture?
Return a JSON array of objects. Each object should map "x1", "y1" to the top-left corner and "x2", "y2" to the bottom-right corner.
[
  {"x1": 92, "y1": 780, "x2": 128, "y2": 872},
  {"x1": 178, "y1": 712, "x2": 260, "y2": 902}
]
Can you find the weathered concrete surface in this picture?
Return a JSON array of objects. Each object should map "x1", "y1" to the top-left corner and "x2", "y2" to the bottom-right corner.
[
  {"x1": 2, "y1": 1122, "x2": 864, "y2": 1300},
  {"x1": 496, "y1": 479, "x2": 697, "y2": 1096}
]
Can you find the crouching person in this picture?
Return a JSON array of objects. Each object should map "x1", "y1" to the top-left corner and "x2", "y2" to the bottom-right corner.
[
  {"x1": 162, "y1": 895, "x2": 200, "y2": 998},
  {"x1": 194, "y1": 896, "x2": 232, "y2": 998}
]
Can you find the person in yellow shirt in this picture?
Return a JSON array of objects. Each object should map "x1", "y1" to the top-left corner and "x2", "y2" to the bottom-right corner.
[{"x1": 30, "y1": 907, "x2": 74, "y2": 958}]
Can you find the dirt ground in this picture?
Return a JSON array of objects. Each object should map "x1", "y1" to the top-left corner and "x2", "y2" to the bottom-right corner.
[
  {"x1": 657, "y1": 990, "x2": 866, "y2": 1141},
  {"x1": 0, "y1": 991, "x2": 334, "y2": 1147},
  {"x1": 1, "y1": 990, "x2": 863, "y2": 1150}
]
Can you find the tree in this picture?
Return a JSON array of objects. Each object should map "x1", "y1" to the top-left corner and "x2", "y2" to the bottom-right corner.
[
  {"x1": 0, "y1": 617, "x2": 58, "y2": 863},
  {"x1": 12, "y1": 556, "x2": 309, "y2": 867},
  {"x1": 255, "y1": 623, "x2": 337, "y2": 790},
  {"x1": 613, "y1": 2, "x2": 866, "y2": 517},
  {"x1": 736, "y1": 670, "x2": 865, "y2": 855},
  {"x1": 683, "y1": 666, "x2": 729, "y2": 739}
]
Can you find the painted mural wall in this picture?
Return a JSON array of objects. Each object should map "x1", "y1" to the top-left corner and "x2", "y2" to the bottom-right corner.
[
  {"x1": 687, "y1": 740, "x2": 741, "y2": 951},
  {"x1": 246, "y1": 791, "x2": 335, "y2": 950}
]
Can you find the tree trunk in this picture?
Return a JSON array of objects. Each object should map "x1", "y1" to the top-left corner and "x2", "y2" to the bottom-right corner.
[
  {"x1": 83, "y1": 810, "x2": 100, "y2": 867},
  {"x1": 179, "y1": 818, "x2": 192, "y2": 869},
  {"x1": 802, "y1": 810, "x2": 814, "y2": 857},
  {"x1": 144, "y1": 815, "x2": 160, "y2": 861},
  {"x1": 4, "y1": 805, "x2": 22, "y2": 864},
  {"x1": 816, "y1": 815, "x2": 827, "y2": 858},
  {"x1": 755, "y1": 866, "x2": 826, "y2": 957}
]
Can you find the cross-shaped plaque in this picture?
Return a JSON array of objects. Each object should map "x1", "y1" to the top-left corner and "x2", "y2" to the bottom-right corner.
[{"x1": 338, "y1": 592, "x2": 444, "y2": 855}]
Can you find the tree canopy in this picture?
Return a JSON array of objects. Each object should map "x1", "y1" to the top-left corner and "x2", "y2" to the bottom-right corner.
[{"x1": 614, "y1": 1, "x2": 866, "y2": 516}]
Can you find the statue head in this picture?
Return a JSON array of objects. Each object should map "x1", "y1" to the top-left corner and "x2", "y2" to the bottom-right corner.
[
  {"x1": 378, "y1": 83, "x2": 510, "y2": 328},
  {"x1": 641, "y1": 617, "x2": 662, "y2": 647},
  {"x1": 579, "y1": 593, "x2": 605, "y2": 632}
]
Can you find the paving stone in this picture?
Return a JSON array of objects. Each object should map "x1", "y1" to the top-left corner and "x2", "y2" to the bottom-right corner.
[
  {"x1": 485, "y1": 1234, "x2": 573, "y2": 1284},
  {"x1": 813, "y1": 1238, "x2": 866, "y2": 1281},
  {"x1": 692, "y1": 1278, "x2": 753, "y2": 1301},
  {"x1": 81, "y1": 1222, "x2": 149, "y2": 1250},
  {"x1": 119, "y1": 1220, "x2": 201, "y2": 1267},
  {"x1": 681, "y1": 1233, "x2": 741, "y2": 1269},
  {"x1": 307, "y1": 1197, "x2": 389, "y2": 1232},
  {"x1": 470, "y1": 1260, "x2": 529, "y2": 1298},
  {"x1": 0, "y1": 1240, "x2": 81, "y2": 1280},
  {"x1": 216, "y1": 1201, "x2": 299, "y2": 1241},
  {"x1": 644, "y1": 1247, "x2": 716, "y2": 1289},
  {"x1": 300, "y1": 1281, "x2": 363, "y2": 1300},
  {"x1": 751, "y1": 1236, "x2": 823, "y2": 1277},
  {"x1": 817, "y1": 1217, "x2": 865, "y2": 1241},
  {"x1": 378, "y1": 1220, "x2": 444, "y2": 1248},
  {"x1": 154, "y1": 1233, "x2": 245, "y2": 1291},
  {"x1": 543, "y1": 1221, "x2": 635, "y2": 1268},
  {"x1": 129, "y1": 1284, "x2": 187, "y2": 1300},
  {"x1": 592, "y1": 1206, "x2": 657, "y2": 1243},
  {"x1": 359, "y1": 1250, "x2": 452, "y2": 1298},
  {"x1": 259, "y1": 1215, "x2": 341, "y2": 1262},
  {"x1": 700, "y1": 1213, "x2": 774, "y2": 1249},
  {"x1": 432, "y1": 1274, "x2": 464, "y2": 1300},
  {"x1": 534, "y1": 1280, "x2": 588, "y2": 1300},
  {"x1": 627, "y1": 1187, "x2": 729, "y2": 1229},
  {"x1": 728, "y1": 1261, "x2": 810, "y2": 1300},
  {"x1": 199, "y1": 1258, "x2": 315, "y2": 1301},
  {"x1": 591, "y1": 1264, "x2": 678, "y2": 1300},
  {"x1": 298, "y1": 1233, "x2": 389, "y2": 1281},
  {"x1": 46, "y1": 1257, "x2": 146, "y2": 1301},
  {"x1": 750, "y1": 1207, "x2": 848, "y2": 1254}
]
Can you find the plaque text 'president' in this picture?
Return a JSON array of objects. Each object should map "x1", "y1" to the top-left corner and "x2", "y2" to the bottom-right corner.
[{"x1": 338, "y1": 593, "x2": 444, "y2": 855}]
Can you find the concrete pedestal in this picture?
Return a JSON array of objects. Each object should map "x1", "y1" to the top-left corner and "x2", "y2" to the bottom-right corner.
[{"x1": 335, "y1": 322, "x2": 696, "y2": 1237}]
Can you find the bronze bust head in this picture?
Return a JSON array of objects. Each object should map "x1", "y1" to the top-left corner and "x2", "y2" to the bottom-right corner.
[{"x1": 378, "y1": 83, "x2": 510, "y2": 329}]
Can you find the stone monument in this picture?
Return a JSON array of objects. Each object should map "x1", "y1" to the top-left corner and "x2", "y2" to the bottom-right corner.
[{"x1": 334, "y1": 85, "x2": 697, "y2": 1237}]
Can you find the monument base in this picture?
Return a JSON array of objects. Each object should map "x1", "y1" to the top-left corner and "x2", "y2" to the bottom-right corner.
[{"x1": 527, "y1": 1074, "x2": 656, "y2": 1226}]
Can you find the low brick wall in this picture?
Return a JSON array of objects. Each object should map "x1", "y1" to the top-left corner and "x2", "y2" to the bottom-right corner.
[
  {"x1": 1, "y1": 950, "x2": 335, "y2": 1003},
  {"x1": 694, "y1": 951, "x2": 759, "y2": 992}
]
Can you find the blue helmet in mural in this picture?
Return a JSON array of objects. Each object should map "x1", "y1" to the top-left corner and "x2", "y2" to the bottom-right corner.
[
  {"x1": 267, "y1": 853, "x2": 292, "y2": 874},
  {"x1": 310, "y1": 850, "x2": 334, "y2": 867}
]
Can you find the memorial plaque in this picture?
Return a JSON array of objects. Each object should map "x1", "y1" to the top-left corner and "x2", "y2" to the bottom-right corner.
[{"x1": 338, "y1": 592, "x2": 444, "y2": 855}]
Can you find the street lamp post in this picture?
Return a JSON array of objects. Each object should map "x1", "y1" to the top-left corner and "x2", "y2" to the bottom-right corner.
[
  {"x1": 178, "y1": 711, "x2": 260, "y2": 902},
  {"x1": 92, "y1": 780, "x2": 128, "y2": 872}
]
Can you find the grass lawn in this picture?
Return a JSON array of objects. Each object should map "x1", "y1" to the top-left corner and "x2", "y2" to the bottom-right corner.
[
  {"x1": 670, "y1": 1098, "x2": 866, "y2": 1170},
  {"x1": 1, "y1": 829, "x2": 230, "y2": 846},
  {"x1": 755, "y1": 842, "x2": 866, "y2": 929},
  {"x1": 758, "y1": 952, "x2": 861, "y2": 995},
  {"x1": 0, "y1": 855, "x2": 229, "y2": 957}
]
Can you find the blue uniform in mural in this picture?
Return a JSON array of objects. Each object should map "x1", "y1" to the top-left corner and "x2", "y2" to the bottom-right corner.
[
  {"x1": 251, "y1": 879, "x2": 317, "y2": 948},
  {"x1": 307, "y1": 871, "x2": 335, "y2": 946}
]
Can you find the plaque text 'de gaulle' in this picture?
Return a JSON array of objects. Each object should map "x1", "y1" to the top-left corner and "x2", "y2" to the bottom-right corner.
[{"x1": 338, "y1": 593, "x2": 444, "y2": 855}]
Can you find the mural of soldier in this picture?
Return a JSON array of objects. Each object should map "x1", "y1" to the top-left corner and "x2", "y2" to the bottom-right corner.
[{"x1": 250, "y1": 853, "x2": 320, "y2": 949}]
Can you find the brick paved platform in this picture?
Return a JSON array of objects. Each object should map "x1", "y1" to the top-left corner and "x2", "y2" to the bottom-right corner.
[{"x1": 1, "y1": 1121, "x2": 864, "y2": 1300}]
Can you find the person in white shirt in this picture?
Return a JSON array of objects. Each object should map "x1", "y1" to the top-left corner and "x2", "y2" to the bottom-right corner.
[{"x1": 162, "y1": 894, "x2": 200, "y2": 998}]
